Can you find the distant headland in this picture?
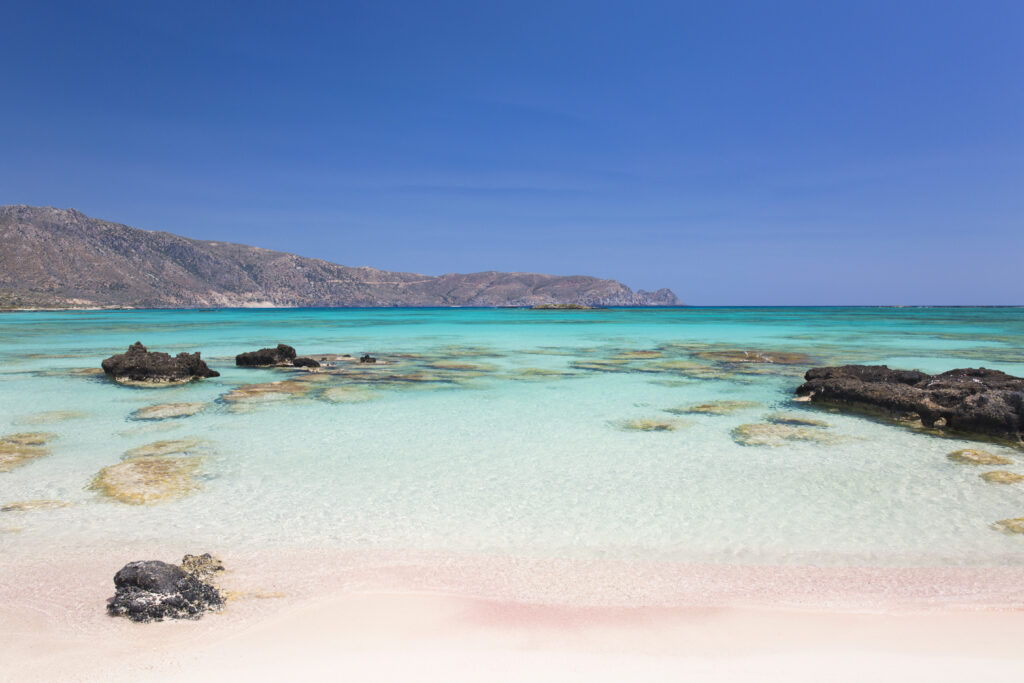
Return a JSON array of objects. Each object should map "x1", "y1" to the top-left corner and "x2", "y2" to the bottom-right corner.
[{"x1": 0, "y1": 205, "x2": 680, "y2": 310}]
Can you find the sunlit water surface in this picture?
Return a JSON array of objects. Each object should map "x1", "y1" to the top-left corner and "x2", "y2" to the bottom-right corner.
[{"x1": 2, "y1": 307, "x2": 1023, "y2": 567}]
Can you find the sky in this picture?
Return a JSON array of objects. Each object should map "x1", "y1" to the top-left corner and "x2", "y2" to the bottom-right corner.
[{"x1": 2, "y1": 1, "x2": 1022, "y2": 305}]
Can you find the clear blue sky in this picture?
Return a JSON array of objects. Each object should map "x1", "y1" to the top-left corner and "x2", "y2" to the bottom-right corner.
[{"x1": 2, "y1": 1, "x2": 1021, "y2": 304}]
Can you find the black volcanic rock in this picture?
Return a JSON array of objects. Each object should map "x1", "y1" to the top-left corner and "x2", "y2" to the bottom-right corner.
[
  {"x1": 292, "y1": 356, "x2": 320, "y2": 368},
  {"x1": 236, "y1": 344, "x2": 297, "y2": 367},
  {"x1": 360, "y1": 354, "x2": 377, "y2": 364},
  {"x1": 101, "y1": 342, "x2": 219, "y2": 383},
  {"x1": 796, "y1": 365, "x2": 1024, "y2": 442},
  {"x1": 108, "y1": 557, "x2": 224, "y2": 622},
  {"x1": 0, "y1": 205, "x2": 681, "y2": 308}
]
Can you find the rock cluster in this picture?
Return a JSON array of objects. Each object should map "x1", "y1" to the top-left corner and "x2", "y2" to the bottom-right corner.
[
  {"x1": 101, "y1": 342, "x2": 219, "y2": 384},
  {"x1": 107, "y1": 554, "x2": 224, "y2": 622},
  {"x1": 796, "y1": 365, "x2": 1024, "y2": 442}
]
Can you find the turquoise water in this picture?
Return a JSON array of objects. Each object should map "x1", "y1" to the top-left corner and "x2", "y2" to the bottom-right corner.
[{"x1": 2, "y1": 307, "x2": 1023, "y2": 567}]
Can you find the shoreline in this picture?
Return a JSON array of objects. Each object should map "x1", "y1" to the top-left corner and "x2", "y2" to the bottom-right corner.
[{"x1": 4, "y1": 548, "x2": 1024, "y2": 681}]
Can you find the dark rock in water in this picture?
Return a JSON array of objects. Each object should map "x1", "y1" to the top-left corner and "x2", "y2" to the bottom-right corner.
[
  {"x1": 360, "y1": 354, "x2": 377, "y2": 364},
  {"x1": 235, "y1": 344, "x2": 297, "y2": 367},
  {"x1": 292, "y1": 356, "x2": 320, "y2": 368},
  {"x1": 796, "y1": 365, "x2": 1024, "y2": 442},
  {"x1": 108, "y1": 556, "x2": 224, "y2": 622},
  {"x1": 101, "y1": 342, "x2": 219, "y2": 384}
]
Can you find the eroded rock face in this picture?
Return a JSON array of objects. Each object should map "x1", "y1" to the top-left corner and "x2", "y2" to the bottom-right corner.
[
  {"x1": 235, "y1": 344, "x2": 296, "y2": 367},
  {"x1": 796, "y1": 365, "x2": 1024, "y2": 443},
  {"x1": 108, "y1": 556, "x2": 224, "y2": 622},
  {"x1": 102, "y1": 342, "x2": 219, "y2": 384}
]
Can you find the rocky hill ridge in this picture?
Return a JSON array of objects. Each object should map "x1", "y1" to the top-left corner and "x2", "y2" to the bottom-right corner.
[{"x1": 0, "y1": 205, "x2": 680, "y2": 308}]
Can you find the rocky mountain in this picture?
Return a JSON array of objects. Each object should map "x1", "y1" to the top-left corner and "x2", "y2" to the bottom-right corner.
[{"x1": 0, "y1": 205, "x2": 680, "y2": 309}]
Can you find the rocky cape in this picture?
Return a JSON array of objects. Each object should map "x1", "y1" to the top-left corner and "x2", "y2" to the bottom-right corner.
[
  {"x1": 796, "y1": 365, "x2": 1024, "y2": 443},
  {"x1": 0, "y1": 205, "x2": 680, "y2": 309}
]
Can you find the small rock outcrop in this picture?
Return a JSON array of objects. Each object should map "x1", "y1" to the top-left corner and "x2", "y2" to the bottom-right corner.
[
  {"x1": 108, "y1": 555, "x2": 224, "y2": 622},
  {"x1": 101, "y1": 342, "x2": 219, "y2": 384},
  {"x1": 795, "y1": 365, "x2": 1024, "y2": 443},
  {"x1": 947, "y1": 449, "x2": 1012, "y2": 466},
  {"x1": 292, "y1": 357, "x2": 320, "y2": 368},
  {"x1": 360, "y1": 354, "x2": 377, "y2": 364},
  {"x1": 235, "y1": 344, "x2": 297, "y2": 367}
]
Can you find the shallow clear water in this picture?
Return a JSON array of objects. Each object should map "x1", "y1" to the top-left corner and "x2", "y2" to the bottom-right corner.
[{"x1": 2, "y1": 307, "x2": 1023, "y2": 566}]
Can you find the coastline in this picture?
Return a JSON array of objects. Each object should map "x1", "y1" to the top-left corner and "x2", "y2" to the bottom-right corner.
[{"x1": 4, "y1": 547, "x2": 1024, "y2": 681}]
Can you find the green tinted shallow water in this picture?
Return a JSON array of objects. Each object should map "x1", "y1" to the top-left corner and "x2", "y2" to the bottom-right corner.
[{"x1": 1, "y1": 307, "x2": 1023, "y2": 566}]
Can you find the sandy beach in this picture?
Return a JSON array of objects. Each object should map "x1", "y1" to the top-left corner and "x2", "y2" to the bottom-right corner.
[{"x1": 4, "y1": 548, "x2": 1024, "y2": 682}]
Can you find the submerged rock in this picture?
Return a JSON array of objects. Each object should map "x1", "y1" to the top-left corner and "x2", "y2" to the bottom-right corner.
[
  {"x1": 424, "y1": 360, "x2": 498, "y2": 372},
  {"x1": 90, "y1": 457, "x2": 201, "y2": 505},
  {"x1": 15, "y1": 410, "x2": 88, "y2": 425},
  {"x1": 321, "y1": 386, "x2": 379, "y2": 403},
  {"x1": 1, "y1": 432, "x2": 55, "y2": 446},
  {"x1": 611, "y1": 350, "x2": 663, "y2": 360},
  {"x1": 235, "y1": 344, "x2": 296, "y2": 367},
  {"x1": 102, "y1": 342, "x2": 219, "y2": 384},
  {"x1": 570, "y1": 359, "x2": 634, "y2": 373},
  {"x1": 766, "y1": 412, "x2": 831, "y2": 428},
  {"x1": 980, "y1": 471, "x2": 1024, "y2": 484},
  {"x1": 1, "y1": 499, "x2": 73, "y2": 512},
  {"x1": 795, "y1": 365, "x2": 1024, "y2": 443},
  {"x1": 107, "y1": 555, "x2": 224, "y2": 622},
  {"x1": 0, "y1": 432, "x2": 55, "y2": 472},
  {"x1": 122, "y1": 438, "x2": 209, "y2": 460},
  {"x1": 731, "y1": 423, "x2": 837, "y2": 447},
  {"x1": 130, "y1": 402, "x2": 207, "y2": 421},
  {"x1": 695, "y1": 349, "x2": 812, "y2": 365},
  {"x1": 221, "y1": 380, "x2": 314, "y2": 404},
  {"x1": 613, "y1": 418, "x2": 687, "y2": 432},
  {"x1": 508, "y1": 367, "x2": 579, "y2": 381},
  {"x1": 992, "y1": 517, "x2": 1024, "y2": 535},
  {"x1": 946, "y1": 449, "x2": 1013, "y2": 466},
  {"x1": 666, "y1": 400, "x2": 761, "y2": 416}
]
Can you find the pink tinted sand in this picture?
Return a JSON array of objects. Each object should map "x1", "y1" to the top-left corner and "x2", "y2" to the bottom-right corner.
[{"x1": 3, "y1": 547, "x2": 1024, "y2": 681}]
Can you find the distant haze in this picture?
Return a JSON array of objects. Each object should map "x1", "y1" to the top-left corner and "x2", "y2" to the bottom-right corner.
[{"x1": 1, "y1": 2, "x2": 1021, "y2": 304}]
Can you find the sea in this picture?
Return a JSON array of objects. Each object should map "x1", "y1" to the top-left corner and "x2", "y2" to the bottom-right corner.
[{"x1": 2, "y1": 307, "x2": 1023, "y2": 568}]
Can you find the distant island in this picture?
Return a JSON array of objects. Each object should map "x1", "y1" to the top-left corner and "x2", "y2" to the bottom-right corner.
[{"x1": 0, "y1": 205, "x2": 680, "y2": 309}]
